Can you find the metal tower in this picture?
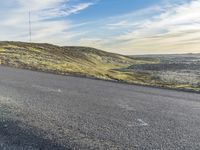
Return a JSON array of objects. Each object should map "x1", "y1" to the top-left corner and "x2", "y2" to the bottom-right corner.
[{"x1": 29, "y1": 11, "x2": 32, "y2": 42}]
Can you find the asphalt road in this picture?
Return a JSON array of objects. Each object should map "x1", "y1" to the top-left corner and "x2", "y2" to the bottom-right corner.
[{"x1": 0, "y1": 66, "x2": 200, "y2": 150}]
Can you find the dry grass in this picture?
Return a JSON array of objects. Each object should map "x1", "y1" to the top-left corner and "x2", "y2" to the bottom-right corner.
[{"x1": 0, "y1": 41, "x2": 153, "y2": 84}]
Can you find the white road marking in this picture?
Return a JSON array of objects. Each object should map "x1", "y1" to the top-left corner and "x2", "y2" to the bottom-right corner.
[
  {"x1": 32, "y1": 85, "x2": 62, "y2": 93},
  {"x1": 0, "y1": 96, "x2": 18, "y2": 105},
  {"x1": 117, "y1": 100, "x2": 149, "y2": 127},
  {"x1": 117, "y1": 99, "x2": 136, "y2": 111},
  {"x1": 127, "y1": 119, "x2": 149, "y2": 127},
  {"x1": 117, "y1": 103, "x2": 136, "y2": 111},
  {"x1": 137, "y1": 119, "x2": 149, "y2": 126}
]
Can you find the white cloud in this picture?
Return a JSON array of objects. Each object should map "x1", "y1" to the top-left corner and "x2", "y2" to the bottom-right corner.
[
  {"x1": 0, "y1": 0, "x2": 94, "y2": 43},
  {"x1": 62, "y1": 3, "x2": 94, "y2": 15},
  {"x1": 88, "y1": 0, "x2": 200, "y2": 54}
]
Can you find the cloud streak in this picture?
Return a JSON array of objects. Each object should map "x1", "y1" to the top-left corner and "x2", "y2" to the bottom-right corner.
[
  {"x1": 100, "y1": 0, "x2": 200, "y2": 54},
  {"x1": 76, "y1": 0, "x2": 200, "y2": 54}
]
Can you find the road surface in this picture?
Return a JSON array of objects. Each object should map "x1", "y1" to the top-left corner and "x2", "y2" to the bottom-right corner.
[{"x1": 0, "y1": 66, "x2": 200, "y2": 150}]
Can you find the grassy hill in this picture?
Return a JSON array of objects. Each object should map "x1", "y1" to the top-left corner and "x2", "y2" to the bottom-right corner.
[
  {"x1": 0, "y1": 41, "x2": 199, "y2": 92},
  {"x1": 0, "y1": 41, "x2": 154, "y2": 84}
]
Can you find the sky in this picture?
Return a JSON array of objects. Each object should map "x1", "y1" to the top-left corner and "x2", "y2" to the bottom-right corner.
[{"x1": 0, "y1": 0, "x2": 200, "y2": 55}]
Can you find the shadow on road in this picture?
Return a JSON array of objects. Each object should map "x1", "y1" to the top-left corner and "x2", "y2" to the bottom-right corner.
[{"x1": 0, "y1": 119, "x2": 69, "y2": 150}]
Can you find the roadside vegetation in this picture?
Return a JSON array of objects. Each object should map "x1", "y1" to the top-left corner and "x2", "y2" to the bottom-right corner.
[
  {"x1": 0, "y1": 41, "x2": 199, "y2": 92},
  {"x1": 126, "y1": 54, "x2": 200, "y2": 92}
]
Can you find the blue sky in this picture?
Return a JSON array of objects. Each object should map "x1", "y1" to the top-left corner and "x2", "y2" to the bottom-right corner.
[
  {"x1": 0, "y1": 0, "x2": 199, "y2": 54},
  {"x1": 68, "y1": 0, "x2": 160, "y2": 20}
]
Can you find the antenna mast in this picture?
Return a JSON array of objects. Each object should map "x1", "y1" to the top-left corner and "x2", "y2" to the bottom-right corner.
[{"x1": 29, "y1": 10, "x2": 32, "y2": 42}]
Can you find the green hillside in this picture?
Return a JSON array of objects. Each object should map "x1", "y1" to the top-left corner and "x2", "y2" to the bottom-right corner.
[{"x1": 0, "y1": 41, "x2": 154, "y2": 84}]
